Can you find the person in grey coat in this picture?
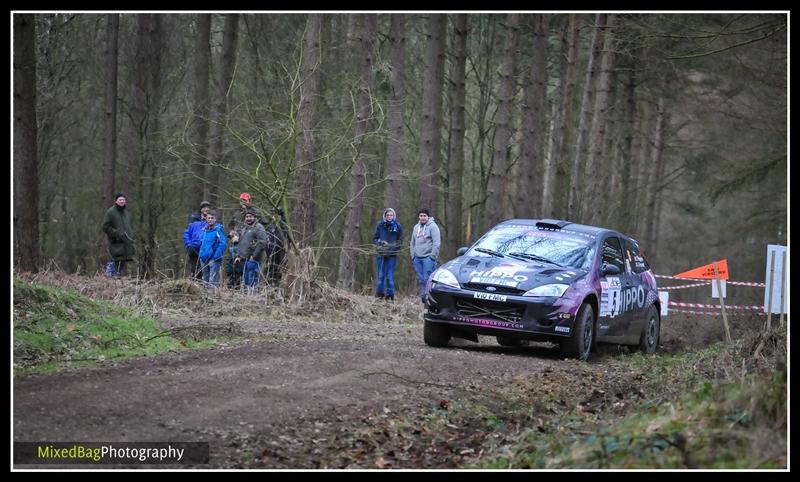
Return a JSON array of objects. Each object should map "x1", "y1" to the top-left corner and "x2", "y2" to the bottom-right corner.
[
  {"x1": 409, "y1": 208, "x2": 441, "y2": 304},
  {"x1": 234, "y1": 209, "x2": 268, "y2": 293}
]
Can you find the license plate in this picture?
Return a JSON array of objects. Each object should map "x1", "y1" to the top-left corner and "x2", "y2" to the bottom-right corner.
[{"x1": 474, "y1": 292, "x2": 507, "y2": 302}]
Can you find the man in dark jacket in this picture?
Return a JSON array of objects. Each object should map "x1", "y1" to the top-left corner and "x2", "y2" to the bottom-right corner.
[
  {"x1": 263, "y1": 210, "x2": 290, "y2": 287},
  {"x1": 235, "y1": 209, "x2": 268, "y2": 293},
  {"x1": 372, "y1": 208, "x2": 403, "y2": 300},
  {"x1": 102, "y1": 192, "x2": 136, "y2": 277}
]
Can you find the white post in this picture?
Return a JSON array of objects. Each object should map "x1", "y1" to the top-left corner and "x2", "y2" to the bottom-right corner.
[
  {"x1": 714, "y1": 262, "x2": 731, "y2": 343},
  {"x1": 779, "y1": 252, "x2": 787, "y2": 328},
  {"x1": 766, "y1": 250, "x2": 776, "y2": 331}
]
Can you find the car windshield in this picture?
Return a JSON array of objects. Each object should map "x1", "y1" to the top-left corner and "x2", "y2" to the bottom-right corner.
[{"x1": 469, "y1": 225, "x2": 595, "y2": 270}]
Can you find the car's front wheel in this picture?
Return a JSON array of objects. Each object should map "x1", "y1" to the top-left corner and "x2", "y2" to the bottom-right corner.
[
  {"x1": 560, "y1": 303, "x2": 595, "y2": 361},
  {"x1": 636, "y1": 305, "x2": 660, "y2": 354},
  {"x1": 424, "y1": 320, "x2": 451, "y2": 347}
]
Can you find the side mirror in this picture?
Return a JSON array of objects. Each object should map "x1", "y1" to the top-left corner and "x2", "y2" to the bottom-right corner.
[
  {"x1": 602, "y1": 262, "x2": 621, "y2": 276},
  {"x1": 456, "y1": 247, "x2": 469, "y2": 256}
]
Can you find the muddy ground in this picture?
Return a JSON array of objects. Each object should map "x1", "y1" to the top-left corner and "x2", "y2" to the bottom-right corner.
[{"x1": 13, "y1": 299, "x2": 764, "y2": 469}]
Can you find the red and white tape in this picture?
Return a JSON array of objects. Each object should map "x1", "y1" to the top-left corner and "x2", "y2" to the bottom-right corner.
[
  {"x1": 726, "y1": 280, "x2": 767, "y2": 287},
  {"x1": 654, "y1": 274, "x2": 765, "y2": 288},
  {"x1": 670, "y1": 308, "x2": 768, "y2": 317},
  {"x1": 671, "y1": 309, "x2": 723, "y2": 316},
  {"x1": 668, "y1": 301, "x2": 764, "y2": 311},
  {"x1": 659, "y1": 281, "x2": 712, "y2": 290}
]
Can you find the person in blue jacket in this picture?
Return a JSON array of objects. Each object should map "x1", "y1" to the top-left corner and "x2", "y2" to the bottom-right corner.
[
  {"x1": 198, "y1": 210, "x2": 227, "y2": 288},
  {"x1": 183, "y1": 200, "x2": 211, "y2": 280},
  {"x1": 372, "y1": 207, "x2": 403, "y2": 301}
]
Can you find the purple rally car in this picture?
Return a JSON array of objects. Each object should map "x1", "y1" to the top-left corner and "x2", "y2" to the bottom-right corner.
[{"x1": 423, "y1": 219, "x2": 660, "y2": 360}]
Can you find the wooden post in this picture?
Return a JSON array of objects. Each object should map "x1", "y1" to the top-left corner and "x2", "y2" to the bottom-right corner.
[
  {"x1": 779, "y1": 252, "x2": 786, "y2": 328},
  {"x1": 714, "y1": 262, "x2": 731, "y2": 343},
  {"x1": 766, "y1": 250, "x2": 776, "y2": 330}
]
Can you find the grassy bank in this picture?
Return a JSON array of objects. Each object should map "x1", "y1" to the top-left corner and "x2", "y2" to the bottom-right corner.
[
  {"x1": 479, "y1": 350, "x2": 787, "y2": 468},
  {"x1": 13, "y1": 278, "x2": 234, "y2": 375},
  {"x1": 475, "y1": 336, "x2": 787, "y2": 469}
]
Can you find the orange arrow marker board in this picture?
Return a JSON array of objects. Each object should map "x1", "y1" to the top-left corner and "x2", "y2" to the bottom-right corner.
[{"x1": 674, "y1": 260, "x2": 729, "y2": 280}]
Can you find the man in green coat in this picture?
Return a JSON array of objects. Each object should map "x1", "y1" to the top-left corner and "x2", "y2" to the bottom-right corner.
[{"x1": 102, "y1": 192, "x2": 136, "y2": 277}]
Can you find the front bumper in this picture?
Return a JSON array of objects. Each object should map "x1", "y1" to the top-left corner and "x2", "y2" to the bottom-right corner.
[{"x1": 424, "y1": 283, "x2": 580, "y2": 339}]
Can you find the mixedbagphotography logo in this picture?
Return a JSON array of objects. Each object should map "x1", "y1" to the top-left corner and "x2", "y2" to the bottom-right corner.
[{"x1": 14, "y1": 442, "x2": 210, "y2": 465}]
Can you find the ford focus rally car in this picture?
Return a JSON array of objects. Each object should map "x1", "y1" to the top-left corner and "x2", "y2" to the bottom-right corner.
[{"x1": 423, "y1": 219, "x2": 660, "y2": 360}]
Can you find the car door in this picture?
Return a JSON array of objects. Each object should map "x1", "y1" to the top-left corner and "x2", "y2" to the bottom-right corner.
[
  {"x1": 596, "y1": 235, "x2": 628, "y2": 339},
  {"x1": 623, "y1": 237, "x2": 651, "y2": 342}
]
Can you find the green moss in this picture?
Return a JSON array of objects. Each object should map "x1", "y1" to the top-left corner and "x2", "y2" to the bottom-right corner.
[{"x1": 13, "y1": 278, "x2": 235, "y2": 376}]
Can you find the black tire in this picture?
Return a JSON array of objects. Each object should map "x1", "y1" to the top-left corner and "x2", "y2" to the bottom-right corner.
[
  {"x1": 424, "y1": 320, "x2": 451, "y2": 347},
  {"x1": 560, "y1": 303, "x2": 595, "y2": 361},
  {"x1": 496, "y1": 336, "x2": 523, "y2": 347},
  {"x1": 637, "y1": 305, "x2": 660, "y2": 354}
]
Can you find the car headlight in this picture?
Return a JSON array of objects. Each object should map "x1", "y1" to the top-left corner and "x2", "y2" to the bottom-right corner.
[
  {"x1": 523, "y1": 284, "x2": 569, "y2": 297},
  {"x1": 431, "y1": 268, "x2": 460, "y2": 289}
]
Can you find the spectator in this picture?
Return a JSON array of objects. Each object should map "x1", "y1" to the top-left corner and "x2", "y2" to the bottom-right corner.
[
  {"x1": 225, "y1": 221, "x2": 242, "y2": 289},
  {"x1": 102, "y1": 192, "x2": 136, "y2": 278},
  {"x1": 264, "y1": 210, "x2": 290, "y2": 286},
  {"x1": 183, "y1": 200, "x2": 210, "y2": 280},
  {"x1": 198, "y1": 210, "x2": 227, "y2": 288},
  {"x1": 409, "y1": 208, "x2": 440, "y2": 304},
  {"x1": 234, "y1": 192, "x2": 268, "y2": 228},
  {"x1": 235, "y1": 209, "x2": 268, "y2": 294},
  {"x1": 372, "y1": 208, "x2": 403, "y2": 301}
]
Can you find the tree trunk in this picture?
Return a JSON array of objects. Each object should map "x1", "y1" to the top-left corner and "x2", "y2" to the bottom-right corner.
[
  {"x1": 417, "y1": 14, "x2": 447, "y2": 216},
  {"x1": 101, "y1": 14, "x2": 119, "y2": 211},
  {"x1": 208, "y1": 14, "x2": 239, "y2": 207},
  {"x1": 337, "y1": 14, "x2": 377, "y2": 292},
  {"x1": 603, "y1": 71, "x2": 621, "y2": 227},
  {"x1": 13, "y1": 14, "x2": 39, "y2": 273},
  {"x1": 633, "y1": 100, "x2": 654, "y2": 237},
  {"x1": 293, "y1": 14, "x2": 322, "y2": 247},
  {"x1": 471, "y1": 16, "x2": 498, "y2": 236},
  {"x1": 192, "y1": 14, "x2": 211, "y2": 210},
  {"x1": 618, "y1": 68, "x2": 637, "y2": 233},
  {"x1": 567, "y1": 13, "x2": 606, "y2": 222},
  {"x1": 130, "y1": 14, "x2": 165, "y2": 278},
  {"x1": 516, "y1": 14, "x2": 548, "y2": 219},
  {"x1": 645, "y1": 97, "x2": 667, "y2": 257},
  {"x1": 485, "y1": 13, "x2": 519, "y2": 228},
  {"x1": 383, "y1": 14, "x2": 406, "y2": 213},
  {"x1": 548, "y1": 14, "x2": 580, "y2": 219},
  {"x1": 444, "y1": 14, "x2": 468, "y2": 259},
  {"x1": 584, "y1": 14, "x2": 616, "y2": 224}
]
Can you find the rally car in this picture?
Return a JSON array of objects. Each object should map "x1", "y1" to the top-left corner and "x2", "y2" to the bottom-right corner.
[{"x1": 423, "y1": 219, "x2": 660, "y2": 360}]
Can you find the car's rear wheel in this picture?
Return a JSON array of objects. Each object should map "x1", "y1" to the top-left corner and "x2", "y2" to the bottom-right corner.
[
  {"x1": 636, "y1": 305, "x2": 660, "y2": 354},
  {"x1": 560, "y1": 303, "x2": 595, "y2": 361},
  {"x1": 496, "y1": 336, "x2": 523, "y2": 347},
  {"x1": 424, "y1": 320, "x2": 451, "y2": 347}
]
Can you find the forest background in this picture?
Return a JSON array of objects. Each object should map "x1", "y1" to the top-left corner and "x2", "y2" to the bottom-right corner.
[{"x1": 12, "y1": 12, "x2": 788, "y2": 301}]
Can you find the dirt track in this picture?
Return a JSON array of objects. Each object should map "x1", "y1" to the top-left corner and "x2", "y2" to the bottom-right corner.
[{"x1": 13, "y1": 301, "x2": 749, "y2": 468}]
